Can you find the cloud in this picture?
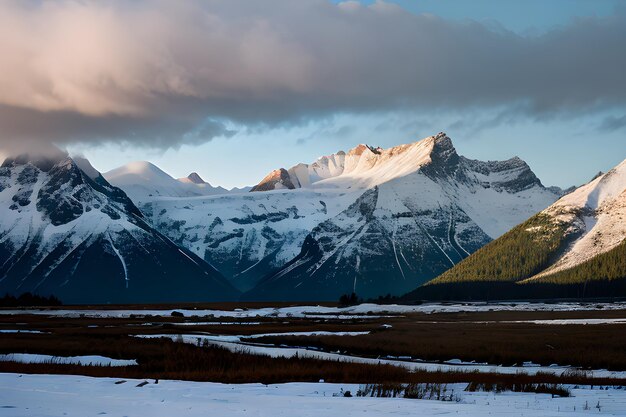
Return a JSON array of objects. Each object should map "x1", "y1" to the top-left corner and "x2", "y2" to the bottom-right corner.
[
  {"x1": 296, "y1": 123, "x2": 356, "y2": 145},
  {"x1": 600, "y1": 115, "x2": 626, "y2": 131},
  {"x1": 1, "y1": 0, "x2": 625, "y2": 151}
]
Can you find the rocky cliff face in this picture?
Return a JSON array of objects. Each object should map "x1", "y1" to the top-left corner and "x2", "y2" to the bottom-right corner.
[
  {"x1": 0, "y1": 153, "x2": 238, "y2": 304},
  {"x1": 244, "y1": 134, "x2": 560, "y2": 300},
  {"x1": 250, "y1": 168, "x2": 296, "y2": 192},
  {"x1": 132, "y1": 133, "x2": 561, "y2": 299}
]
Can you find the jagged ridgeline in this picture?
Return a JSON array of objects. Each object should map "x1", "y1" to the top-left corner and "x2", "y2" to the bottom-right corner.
[
  {"x1": 102, "y1": 133, "x2": 563, "y2": 301},
  {"x1": 0, "y1": 133, "x2": 571, "y2": 303},
  {"x1": 240, "y1": 134, "x2": 563, "y2": 301},
  {"x1": 410, "y1": 158, "x2": 626, "y2": 300},
  {"x1": 0, "y1": 152, "x2": 239, "y2": 304}
]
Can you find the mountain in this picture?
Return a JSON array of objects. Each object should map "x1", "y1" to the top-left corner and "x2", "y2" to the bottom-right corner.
[
  {"x1": 137, "y1": 187, "x2": 357, "y2": 292},
  {"x1": 250, "y1": 141, "x2": 441, "y2": 192},
  {"x1": 243, "y1": 133, "x2": 562, "y2": 301},
  {"x1": 417, "y1": 158, "x2": 626, "y2": 299},
  {"x1": 229, "y1": 185, "x2": 253, "y2": 193},
  {"x1": 103, "y1": 161, "x2": 227, "y2": 204},
  {"x1": 0, "y1": 152, "x2": 238, "y2": 304},
  {"x1": 103, "y1": 133, "x2": 561, "y2": 300},
  {"x1": 250, "y1": 169, "x2": 297, "y2": 191},
  {"x1": 180, "y1": 172, "x2": 209, "y2": 185}
]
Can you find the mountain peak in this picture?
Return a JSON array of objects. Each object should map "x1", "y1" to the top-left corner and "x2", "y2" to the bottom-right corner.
[
  {"x1": 432, "y1": 131, "x2": 450, "y2": 143},
  {"x1": 591, "y1": 171, "x2": 605, "y2": 182},
  {"x1": 122, "y1": 160, "x2": 159, "y2": 173},
  {"x1": 429, "y1": 131, "x2": 454, "y2": 151},
  {"x1": 247, "y1": 132, "x2": 554, "y2": 197},
  {"x1": 0, "y1": 151, "x2": 238, "y2": 303},
  {"x1": 186, "y1": 172, "x2": 206, "y2": 184},
  {"x1": 104, "y1": 161, "x2": 173, "y2": 183},
  {"x1": 1, "y1": 148, "x2": 68, "y2": 173},
  {"x1": 348, "y1": 144, "x2": 382, "y2": 156},
  {"x1": 421, "y1": 132, "x2": 460, "y2": 179},
  {"x1": 250, "y1": 168, "x2": 296, "y2": 192},
  {"x1": 73, "y1": 156, "x2": 101, "y2": 180}
]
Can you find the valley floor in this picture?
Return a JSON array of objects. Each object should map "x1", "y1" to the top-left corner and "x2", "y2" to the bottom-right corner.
[
  {"x1": 2, "y1": 302, "x2": 626, "y2": 415},
  {"x1": 2, "y1": 373, "x2": 626, "y2": 417}
]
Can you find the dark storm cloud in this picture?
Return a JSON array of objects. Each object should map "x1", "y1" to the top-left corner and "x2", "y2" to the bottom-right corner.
[{"x1": 0, "y1": 0, "x2": 625, "y2": 151}]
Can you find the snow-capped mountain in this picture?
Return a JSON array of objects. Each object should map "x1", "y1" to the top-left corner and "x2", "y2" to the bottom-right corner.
[
  {"x1": 130, "y1": 133, "x2": 561, "y2": 299},
  {"x1": 251, "y1": 135, "x2": 548, "y2": 194},
  {"x1": 0, "y1": 152, "x2": 238, "y2": 304},
  {"x1": 139, "y1": 188, "x2": 357, "y2": 292},
  {"x1": 244, "y1": 134, "x2": 562, "y2": 300},
  {"x1": 179, "y1": 172, "x2": 212, "y2": 186},
  {"x1": 423, "y1": 157, "x2": 626, "y2": 298},
  {"x1": 250, "y1": 169, "x2": 297, "y2": 191},
  {"x1": 251, "y1": 144, "x2": 391, "y2": 191},
  {"x1": 527, "y1": 158, "x2": 626, "y2": 282},
  {"x1": 103, "y1": 161, "x2": 227, "y2": 204}
]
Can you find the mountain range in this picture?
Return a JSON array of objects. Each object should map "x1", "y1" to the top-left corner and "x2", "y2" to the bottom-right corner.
[
  {"x1": 0, "y1": 152, "x2": 238, "y2": 304},
  {"x1": 1, "y1": 132, "x2": 623, "y2": 303},
  {"x1": 411, "y1": 157, "x2": 626, "y2": 300},
  {"x1": 103, "y1": 161, "x2": 233, "y2": 203},
  {"x1": 97, "y1": 133, "x2": 562, "y2": 301},
  {"x1": 244, "y1": 134, "x2": 564, "y2": 300}
]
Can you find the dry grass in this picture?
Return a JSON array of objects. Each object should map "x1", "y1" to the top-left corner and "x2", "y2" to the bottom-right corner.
[
  {"x1": 1, "y1": 332, "x2": 626, "y2": 386},
  {"x1": 0, "y1": 334, "x2": 407, "y2": 384},
  {"x1": 1, "y1": 306, "x2": 626, "y2": 385},
  {"x1": 251, "y1": 314, "x2": 626, "y2": 370}
]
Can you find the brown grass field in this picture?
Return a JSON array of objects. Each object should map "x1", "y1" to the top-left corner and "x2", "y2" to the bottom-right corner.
[{"x1": 1, "y1": 304, "x2": 625, "y2": 386}]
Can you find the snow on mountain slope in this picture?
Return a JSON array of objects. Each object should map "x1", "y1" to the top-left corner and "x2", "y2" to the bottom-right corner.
[
  {"x1": 139, "y1": 188, "x2": 359, "y2": 292},
  {"x1": 178, "y1": 172, "x2": 229, "y2": 195},
  {"x1": 526, "y1": 158, "x2": 626, "y2": 280},
  {"x1": 252, "y1": 133, "x2": 550, "y2": 197},
  {"x1": 244, "y1": 134, "x2": 562, "y2": 300},
  {"x1": 73, "y1": 156, "x2": 101, "y2": 180},
  {"x1": 252, "y1": 140, "x2": 435, "y2": 191},
  {"x1": 124, "y1": 133, "x2": 560, "y2": 299},
  {"x1": 0, "y1": 153, "x2": 238, "y2": 303},
  {"x1": 250, "y1": 168, "x2": 297, "y2": 192},
  {"x1": 104, "y1": 161, "x2": 227, "y2": 203}
]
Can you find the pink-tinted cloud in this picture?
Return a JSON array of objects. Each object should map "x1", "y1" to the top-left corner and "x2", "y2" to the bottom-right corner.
[{"x1": 0, "y1": 0, "x2": 625, "y2": 151}]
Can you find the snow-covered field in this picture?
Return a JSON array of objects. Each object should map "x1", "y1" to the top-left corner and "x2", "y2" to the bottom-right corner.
[
  {"x1": 3, "y1": 301, "x2": 626, "y2": 319},
  {"x1": 0, "y1": 354, "x2": 137, "y2": 367},
  {"x1": 0, "y1": 373, "x2": 625, "y2": 417},
  {"x1": 0, "y1": 330, "x2": 47, "y2": 334},
  {"x1": 136, "y1": 333, "x2": 626, "y2": 379}
]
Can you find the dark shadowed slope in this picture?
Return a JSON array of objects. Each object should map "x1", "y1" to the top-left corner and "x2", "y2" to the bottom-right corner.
[{"x1": 0, "y1": 153, "x2": 239, "y2": 304}]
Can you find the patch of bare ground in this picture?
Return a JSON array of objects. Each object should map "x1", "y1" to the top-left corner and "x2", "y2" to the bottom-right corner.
[{"x1": 2, "y1": 307, "x2": 626, "y2": 383}]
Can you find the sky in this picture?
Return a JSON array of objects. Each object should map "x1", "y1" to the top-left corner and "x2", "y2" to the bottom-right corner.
[{"x1": 1, "y1": 0, "x2": 625, "y2": 188}]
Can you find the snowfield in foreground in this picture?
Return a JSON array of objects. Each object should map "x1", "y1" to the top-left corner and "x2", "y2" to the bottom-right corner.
[
  {"x1": 1, "y1": 373, "x2": 625, "y2": 417},
  {"x1": 0, "y1": 354, "x2": 137, "y2": 367},
  {"x1": 3, "y1": 301, "x2": 626, "y2": 319}
]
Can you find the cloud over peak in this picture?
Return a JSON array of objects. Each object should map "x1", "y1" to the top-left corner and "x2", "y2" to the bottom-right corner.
[{"x1": 0, "y1": 0, "x2": 625, "y2": 151}]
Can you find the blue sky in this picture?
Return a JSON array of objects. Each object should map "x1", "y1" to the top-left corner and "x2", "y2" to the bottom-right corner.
[
  {"x1": 345, "y1": 0, "x2": 621, "y2": 34},
  {"x1": 75, "y1": 109, "x2": 625, "y2": 189},
  {"x1": 2, "y1": 0, "x2": 624, "y2": 189}
]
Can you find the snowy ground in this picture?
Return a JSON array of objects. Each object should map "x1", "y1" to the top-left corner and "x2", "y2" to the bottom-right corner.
[
  {"x1": 0, "y1": 373, "x2": 625, "y2": 417},
  {"x1": 0, "y1": 330, "x2": 47, "y2": 334},
  {"x1": 0, "y1": 354, "x2": 137, "y2": 367},
  {"x1": 136, "y1": 333, "x2": 626, "y2": 379},
  {"x1": 2, "y1": 301, "x2": 626, "y2": 319}
]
